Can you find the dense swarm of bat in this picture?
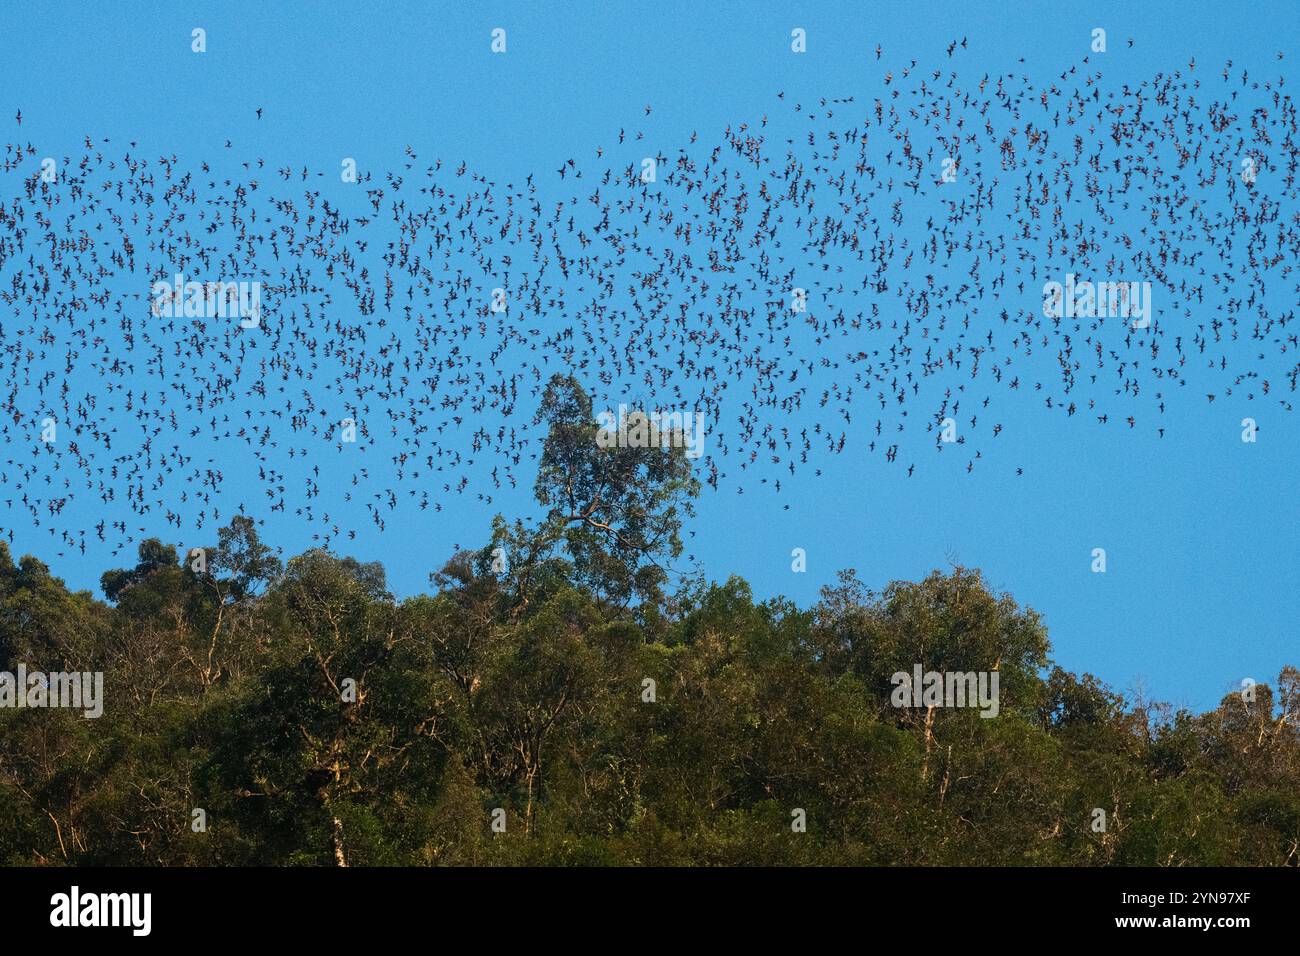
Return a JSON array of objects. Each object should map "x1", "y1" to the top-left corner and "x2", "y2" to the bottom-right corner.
[{"x1": 0, "y1": 47, "x2": 1296, "y2": 559}]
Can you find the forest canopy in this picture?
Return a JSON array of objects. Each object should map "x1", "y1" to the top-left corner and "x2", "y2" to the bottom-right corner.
[{"x1": 0, "y1": 377, "x2": 1295, "y2": 867}]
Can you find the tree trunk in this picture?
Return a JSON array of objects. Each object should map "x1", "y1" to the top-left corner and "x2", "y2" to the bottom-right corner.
[
  {"x1": 331, "y1": 814, "x2": 348, "y2": 867},
  {"x1": 523, "y1": 762, "x2": 539, "y2": 835},
  {"x1": 921, "y1": 705, "x2": 936, "y2": 781}
]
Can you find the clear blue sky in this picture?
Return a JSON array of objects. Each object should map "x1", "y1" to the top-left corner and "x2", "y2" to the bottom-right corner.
[{"x1": 0, "y1": 1, "x2": 1296, "y2": 712}]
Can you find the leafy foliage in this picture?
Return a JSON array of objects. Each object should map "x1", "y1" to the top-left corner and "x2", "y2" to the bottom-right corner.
[{"x1": 0, "y1": 385, "x2": 1295, "y2": 866}]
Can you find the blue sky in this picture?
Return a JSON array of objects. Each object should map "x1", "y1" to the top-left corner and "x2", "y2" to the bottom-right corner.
[{"x1": 0, "y1": 0, "x2": 1297, "y2": 712}]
